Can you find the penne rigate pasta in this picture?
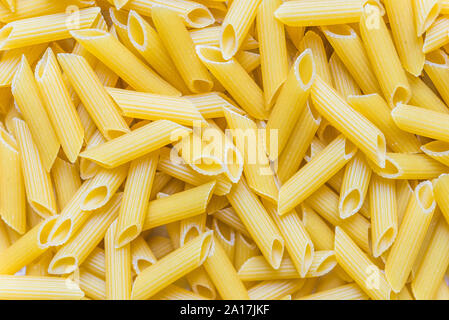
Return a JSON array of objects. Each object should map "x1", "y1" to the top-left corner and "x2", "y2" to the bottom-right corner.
[{"x1": 51, "y1": 157, "x2": 81, "y2": 210}]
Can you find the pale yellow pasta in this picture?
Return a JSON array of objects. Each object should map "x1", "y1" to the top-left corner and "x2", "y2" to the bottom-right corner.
[
  {"x1": 196, "y1": 45, "x2": 267, "y2": 120},
  {"x1": 411, "y1": 217, "x2": 449, "y2": 300},
  {"x1": 226, "y1": 178, "x2": 284, "y2": 270},
  {"x1": 131, "y1": 236, "x2": 156, "y2": 274},
  {"x1": 347, "y1": 94, "x2": 421, "y2": 153},
  {"x1": 297, "y1": 283, "x2": 369, "y2": 300},
  {"x1": 80, "y1": 120, "x2": 190, "y2": 169},
  {"x1": 0, "y1": 126, "x2": 25, "y2": 234},
  {"x1": 57, "y1": 53, "x2": 130, "y2": 140},
  {"x1": 186, "y1": 92, "x2": 245, "y2": 119},
  {"x1": 360, "y1": 3, "x2": 411, "y2": 105},
  {"x1": 275, "y1": 0, "x2": 364, "y2": 26},
  {"x1": 0, "y1": 275, "x2": 84, "y2": 300},
  {"x1": 266, "y1": 49, "x2": 315, "y2": 159},
  {"x1": 369, "y1": 174, "x2": 398, "y2": 258},
  {"x1": 12, "y1": 118, "x2": 56, "y2": 219},
  {"x1": 386, "y1": 181, "x2": 436, "y2": 293},
  {"x1": 322, "y1": 24, "x2": 380, "y2": 95},
  {"x1": 433, "y1": 174, "x2": 449, "y2": 224},
  {"x1": 293, "y1": 278, "x2": 319, "y2": 299},
  {"x1": 82, "y1": 247, "x2": 105, "y2": 279},
  {"x1": 26, "y1": 251, "x2": 54, "y2": 277},
  {"x1": 79, "y1": 131, "x2": 104, "y2": 180},
  {"x1": 423, "y1": 49, "x2": 449, "y2": 107},
  {"x1": 79, "y1": 267, "x2": 106, "y2": 300},
  {"x1": 51, "y1": 157, "x2": 81, "y2": 210},
  {"x1": 70, "y1": 28, "x2": 180, "y2": 96},
  {"x1": 142, "y1": 181, "x2": 216, "y2": 230},
  {"x1": 249, "y1": 279, "x2": 305, "y2": 300},
  {"x1": 107, "y1": 87, "x2": 206, "y2": 127},
  {"x1": 126, "y1": 10, "x2": 189, "y2": 94},
  {"x1": 220, "y1": 0, "x2": 261, "y2": 59},
  {"x1": 213, "y1": 207, "x2": 250, "y2": 238},
  {"x1": 206, "y1": 195, "x2": 229, "y2": 215},
  {"x1": 0, "y1": 220, "x2": 9, "y2": 252},
  {"x1": 0, "y1": 7, "x2": 101, "y2": 50},
  {"x1": 329, "y1": 53, "x2": 362, "y2": 98},
  {"x1": 407, "y1": 73, "x2": 449, "y2": 114},
  {"x1": 264, "y1": 200, "x2": 314, "y2": 278},
  {"x1": 105, "y1": 220, "x2": 132, "y2": 300},
  {"x1": 277, "y1": 101, "x2": 321, "y2": 183},
  {"x1": 257, "y1": 0, "x2": 288, "y2": 109},
  {"x1": 157, "y1": 148, "x2": 232, "y2": 196},
  {"x1": 151, "y1": 285, "x2": 210, "y2": 300},
  {"x1": 339, "y1": 153, "x2": 371, "y2": 219},
  {"x1": 80, "y1": 165, "x2": 129, "y2": 211},
  {"x1": 35, "y1": 48, "x2": 84, "y2": 163},
  {"x1": 119, "y1": 0, "x2": 215, "y2": 29},
  {"x1": 77, "y1": 104, "x2": 97, "y2": 144},
  {"x1": 279, "y1": 135, "x2": 357, "y2": 215},
  {"x1": 189, "y1": 26, "x2": 258, "y2": 50},
  {"x1": 311, "y1": 76, "x2": 386, "y2": 168},
  {"x1": 211, "y1": 217, "x2": 235, "y2": 262},
  {"x1": 0, "y1": 221, "x2": 47, "y2": 275},
  {"x1": 392, "y1": 103, "x2": 449, "y2": 143},
  {"x1": 423, "y1": 16, "x2": 449, "y2": 53},
  {"x1": 0, "y1": 43, "x2": 46, "y2": 87},
  {"x1": 48, "y1": 194, "x2": 122, "y2": 275},
  {"x1": 131, "y1": 231, "x2": 213, "y2": 300},
  {"x1": 235, "y1": 50, "x2": 260, "y2": 73},
  {"x1": 301, "y1": 204, "x2": 334, "y2": 251},
  {"x1": 109, "y1": 8, "x2": 141, "y2": 58},
  {"x1": 224, "y1": 109, "x2": 277, "y2": 202},
  {"x1": 335, "y1": 227, "x2": 394, "y2": 300},
  {"x1": 11, "y1": 56, "x2": 59, "y2": 172},
  {"x1": 115, "y1": 151, "x2": 158, "y2": 248},
  {"x1": 305, "y1": 185, "x2": 370, "y2": 253},
  {"x1": 203, "y1": 235, "x2": 249, "y2": 299},
  {"x1": 237, "y1": 253, "x2": 336, "y2": 281},
  {"x1": 414, "y1": 0, "x2": 441, "y2": 36},
  {"x1": 369, "y1": 153, "x2": 449, "y2": 180},
  {"x1": 151, "y1": 7, "x2": 213, "y2": 94},
  {"x1": 384, "y1": 0, "x2": 425, "y2": 76}
]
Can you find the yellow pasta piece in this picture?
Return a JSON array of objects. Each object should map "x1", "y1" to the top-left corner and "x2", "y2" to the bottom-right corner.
[
  {"x1": 186, "y1": 92, "x2": 245, "y2": 119},
  {"x1": 414, "y1": 0, "x2": 441, "y2": 36},
  {"x1": 386, "y1": 181, "x2": 436, "y2": 292},
  {"x1": 369, "y1": 174, "x2": 398, "y2": 258},
  {"x1": 411, "y1": 217, "x2": 449, "y2": 299},
  {"x1": 369, "y1": 153, "x2": 449, "y2": 180},
  {"x1": 35, "y1": 48, "x2": 84, "y2": 163},
  {"x1": 120, "y1": 0, "x2": 215, "y2": 29},
  {"x1": 433, "y1": 174, "x2": 449, "y2": 225},
  {"x1": 347, "y1": 94, "x2": 421, "y2": 153},
  {"x1": 131, "y1": 231, "x2": 213, "y2": 300},
  {"x1": 80, "y1": 120, "x2": 190, "y2": 169},
  {"x1": 237, "y1": 253, "x2": 337, "y2": 281},
  {"x1": 115, "y1": 151, "x2": 158, "y2": 248},
  {"x1": 151, "y1": 6, "x2": 213, "y2": 94},
  {"x1": 384, "y1": 0, "x2": 425, "y2": 76},
  {"x1": 360, "y1": 3, "x2": 411, "y2": 105},
  {"x1": 107, "y1": 87, "x2": 206, "y2": 127},
  {"x1": 48, "y1": 193, "x2": 122, "y2": 275},
  {"x1": 0, "y1": 7, "x2": 101, "y2": 50},
  {"x1": 227, "y1": 178, "x2": 284, "y2": 270},
  {"x1": 105, "y1": 220, "x2": 132, "y2": 300},
  {"x1": 151, "y1": 285, "x2": 210, "y2": 300},
  {"x1": 329, "y1": 52, "x2": 362, "y2": 98},
  {"x1": 70, "y1": 28, "x2": 180, "y2": 96},
  {"x1": 0, "y1": 126, "x2": 25, "y2": 234},
  {"x1": 82, "y1": 247, "x2": 105, "y2": 279},
  {"x1": 11, "y1": 56, "x2": 59, "y2": 172},
  {"x1": 297, "y1": 283, "x2": 369, "y2": 300},
  {"x1": 0, "y1": 275, "x2": 84, "y2": 300},
  {"x1": 335, "y1": 227, "x2": 394, "y2": 300},
  {"x1": 408, "y1": 74, "x2": 449, "y2": 114},
  {"x1": 311, "y1": 76, "x2": 386, "y2": 168},
  {"x1": 213, "y1": 208, "x2": 250, "y2": 238},
  {"x1": 142, "y1": 181, "x2": 216, "y2": 230},
  {"x1": 266, "y1": 49, "x2": 315, "y2": 159},
  {"x1": 0, "y1": 219, "x2": 9, "y2": 252},
  {"x1": 51, "y1": 157, "x2": 81, "y2": 210},
  {"x1": 196, "y1": 45, "x2": 267, "y2": 120},
  {"x1": 279, "y1": 135, "x2": 357, "y2": 215},
  {"x1": 126, "y1": 10, "x2": 189, "y2": 94},
  {"x1": 189, "y1": 25, "x2": 258, "y2": 50},
  {"x1": 423, "y1": 16, "x2": 449, "y2": 53},
  {"x1": 423, "y1": 49, "x2": 449, "y2": 107},
  {"x1": 0, "y1": 221, "x2": 48, "y2": 275},
  {"x1": 249, "y1": 279, "x2": 305, "y2": 300},
  {"x1": 211, "y1": 218, "x2": 234, "y2": 262},
  {"x1": 257, "y1": 0, "x2": 288, "y2": 109},
  {"x1": 79, "y1": 267, "x2": 106, "y2": 300},
  {"x1": 12, "y1": 118, "x2": 57, "y2": 219},
  {"x1": 131, "y1": 236, "x2": 157, "y2": 274}
]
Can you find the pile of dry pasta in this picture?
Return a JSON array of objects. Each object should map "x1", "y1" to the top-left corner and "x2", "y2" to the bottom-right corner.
[{"x1": 2, "y1": 0, "x2": 449, "y2": 301}]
